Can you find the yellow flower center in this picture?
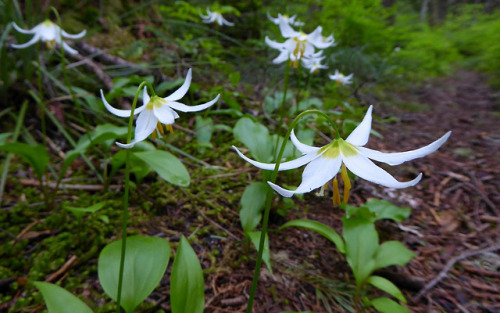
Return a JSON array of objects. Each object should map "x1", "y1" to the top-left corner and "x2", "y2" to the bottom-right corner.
[
  {"x1": 146, "y1": 96, "x2": 165, "y2": 110},
  {"x1": 319, "y1": 138, "x2": 358, "y2": 159},
  {"x1": 292, "y1": 35, "x2": 307, "y2": 58}
]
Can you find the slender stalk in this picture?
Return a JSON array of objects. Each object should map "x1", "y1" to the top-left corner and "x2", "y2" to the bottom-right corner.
[
  {"x1": 295, "y1": 65, "x2": 302, "y2": 115},
  {"x1": 37, "y1": 45, "x2": 46, "y2": 147},
  {"x1": 274, "y1": 62, "x2": 290, "y2": 160},
  {"x1": 115, "y1": 81, "x2": 155, "y2": 313},
  {"x1": 246, "y1": 110, "x2": 338, "y2": 312},
  {"x1": 0, "y1": 101, "x2": 28, "y2": 206}
]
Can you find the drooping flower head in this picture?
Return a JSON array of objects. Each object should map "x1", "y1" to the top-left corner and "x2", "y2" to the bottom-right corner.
[
  {"x1": 329, "y1": 70, "x2": 353, "y2": 86},
  {"x1": 267, "y1": 12, "x2": 304, "y2": 27},
  {"x1": 234, "y1": 105, "x2": 451, "y2": 200},
  {"x1": 101, "y1": 69, "x2": 220, "y2": 148},
  {"x1": 200, "y1": 8, "x2": 234, "y2": 26},
  {"x1": 301, "y1": 51, "x2": 328, "y2": 74},
  {"x1": 11, "y1": 20, "x2": 86, "y2": 54},
  {"x1": 265, "y1": 19, "x2": 335, "y2": 67}
]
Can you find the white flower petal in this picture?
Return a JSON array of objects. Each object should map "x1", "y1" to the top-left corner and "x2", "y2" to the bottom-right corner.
[
  {"x1": 265, "y1": 36, "x2": 285, "y2": 50},
  {"x1": 165, "y1": 68, "x2": 192, "y2": 101},
  {"x1": 346, "y1": 105, "x2": 373, "y2": 147},
  {"x1": 358, "y1": 131, "x2": 451, "y2": 166},
  {"x1": 272, "y1": 50, "x2": 290, "y2": 64},
  {"x1": 268, "y1": 154, "x2": 342, "y2": 197},
  {"x1": 61, "y1": 29, "x2": 86, "y2": 39},
  {"x1": 168, "y1": 94, "x2": 219, "y2": 112},
  {"x1": 12, "y1": 22, "x2": 38, "y2": 34},
  {"x1": 278, "y1": 18, "x2": 297, "y2": 38},
  {"x1": 134, "y1": 109, "x2": 158, "y2": 141},
  {"x1": 343, "y1": 152, "x2": 422, "y2": 189},
  {"x1": 100, "y1": 89, "x2": 144, "y2": 117},
  {"x1": 143, "y1": 86, "x2": 150, "y2": 105},
  {"x1": 290, "y1": 129, "x2": 320, "y2": 154},
  {"x1": 221, "y1": 17, "x2": 234, "y2": 26},
  {"x1": 153, "y1": 105, "x2": 178, "y2": 124},
  {"x1": 232, "y1": 146, "x2": 321, "y2": 171},
  {"x1": 11, "y1": 34, "x2": 40, "y2": 49},
  {"x1": 61, "y1": 41, "x2": 78, "y2": 54}
]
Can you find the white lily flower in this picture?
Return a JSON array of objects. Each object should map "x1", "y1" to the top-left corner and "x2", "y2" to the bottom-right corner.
[
  {"x1": 11, "y1": 20, "x2": 86, "y2": 54},
  {"x1": 266, "y1": 19, "x2": 335, "y2": 65},
  {"x1": 101, "y1": 69, "x2": 220, "y2": 148},
  {"x1": 200, "y1": 8, "x2": 234, "y2": 26},
  {"x1": 267, "y1": 12, "x2": 304, "y2": 27},
  {"x1": 233, "y1": 105, "x2": 451, "y2": 198},
  {"x1": 329, "y1": 70, "x2": 353, "y2": 85},
  {"x1": 301, "y1": 51, "x2": 328, "y2": 74}
]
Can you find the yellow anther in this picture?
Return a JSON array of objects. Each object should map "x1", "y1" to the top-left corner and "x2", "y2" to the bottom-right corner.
[
  {"x1": 46, "y1": 40, "x2": 56, "y2": 50},
  {"x1": 157, "y1": 121, "x2": 164, "y2": 135},
  {"x1": 336, "y1": 80, "x2": 342, "y2": 86},
  {"x1": 332, "y1": 178, "x2": 341, "y2": 206},
  {"x1": 341, "y1": 164, "x2": 351, "y2": 204},
  {"x1": 166, "y1": 124, "x2": 174, "y2": 134},
  {"x1": 152, "y1": 130, "x2": 157, "y2": 140}
]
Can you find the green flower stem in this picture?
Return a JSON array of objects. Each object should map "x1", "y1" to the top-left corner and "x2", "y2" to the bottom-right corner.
[
  {"x1": 274, "y1": 62, "x2": 291, "y2": 160},
  {"x1": 246, "y1": 110, "x2": 338, "y2": 313},
  {"x1": 295, "y1": 65, "x2": 302, "y2": 115},
  {"x1": 0, "y1": 101, "x2": 28, "y2": 206},
  {"x1": 37, "y1": 45, "x2": 46, "y2": 148},
  {"x1": 116, "y1": 81, "x2": 155, "y2": 313}
]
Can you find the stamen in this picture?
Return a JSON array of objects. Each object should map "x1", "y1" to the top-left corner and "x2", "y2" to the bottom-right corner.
[
  {"x1": 341, "y1": 164, "x2": 351, "y2": 204},
  {"x1": 152, "y1": 130, "x2": 157, "y2": 140},
  {"x1": 166, "y1": 124, "x2": 174, "y2": 134},
  {"x1": 157, "y1": 122, "x2": 164, "y2": 135},
  {"x1": 332, "y1": 178, "x2": 340, "y2": 206}
]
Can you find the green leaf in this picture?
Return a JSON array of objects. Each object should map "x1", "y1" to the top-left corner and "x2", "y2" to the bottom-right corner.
[
  {"x1": 134, "y1": 150, "x2": 190, "y2": 186},
  {"x1": 195, "y1": 116, "x2": 214, "y2": 146},
  {"x1": 280, "y1": 219, "x2": 345, "y2": 253},
  {"x1": 297, "y1": 97, "x2": 323, "y2": 112},
  {"x1": 370, "y1": 297, "x2": 410, "y2": 313},
  {"x1": 240, "y1": 182, "x2": 268, "y2": 233},
  {"x1": 342, "y1": 212, "x2": 378, "y2": 286},
  {"x1": 74, "y1": 124, "x2": 129, "y2": 152},
  {"x1": 248, "y1": 231, "x2": 273, "y2": 274},
  {"x1": 0, "y1": 143, "x2": 49, "y2": 179},
  {"x1": 363, "y1": 199, "x2": 411, "y2": 222},
  {"x1": 367, "y1": 276, "x2": 406, "y2": 303},
  {"x1": 34, "y1": 281, "x2": 94, "y2": 313},
  {"x1": 233, "y1": 117, "x2": 273, "y2": 162},
  {"x1": 98, "y1": 236, "x2": 171, "y2": 313},
  {"x1": 63, "y1": 202, "x2": 106, "y2": 220},
  {"x1": 0, "y1": 133, "x2": 11, "y2": 145},
  {"x1": 171, "y1": 236, "x2": 205, "y2": 313},
  {"x1": 374, "y1": 241, "x2": 416, "y2": 271}
]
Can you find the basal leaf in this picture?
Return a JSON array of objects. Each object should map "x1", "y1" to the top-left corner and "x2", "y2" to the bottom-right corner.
[
  {"x1": 134, "y1": 150, "x2": 190, "y2": 186},
  {"x1": 233, "y1": 117, "x2": 272, "y2": 162},
  {"x1": 363, "y1": 199, "x2": 411, "y2": 222},
  {"x1": 64, "y1": 202, "x2": 106, "y2": 220},
  {"x1": 280, "y1": 219, "x2": 345, "y2": 253},
  {"x1": 240, "y1": 182, "x2": 268, "y2": 233},
  {"x1": 248, "y1": 231, "x2": 273, "y2": 274},
  {"x1": 370, "y1": 297, "x2": 410, "y2": 313},
  {"x1": 374, "y1": 241, "x2": 416, "y2": 271},
  {"x1": 98, "y1": 236, "x2": 171, "y2": 313},
  {"x1": 0, "y1": 143, "x2": 49, "y2": 179},
  {"x1": 34, "y1": 281, "x2": 94, "y2": 313},
  {"x1": 171, "y1": 236, "x2": 205, "y2": 313},
  {"x1": 367, "y1": 275, "x2": 406, "y2": 303}
]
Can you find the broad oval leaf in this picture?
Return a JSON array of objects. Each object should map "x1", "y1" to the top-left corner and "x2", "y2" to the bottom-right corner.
[
  {"x1": 248, "y1": 231, "x2": 273, "y2": 274},
  {"x1": 367, "y1": 275, "x2": 406, "y2": 303},
  {"x1": 0, "y1": 143, "x2": 49, "y2": 179},
  {"x1": 34, "y1": 281, "x2": 94, "y2": 313},
  {"x1": 98, "y1": 236, "x2": 171, "y2": 313},
  {"x1": 233, "y1": 117, "x2": 272, "y2": 162},
  {"x1": 240, "y1": 182, "x2": 268, "y2": 233},
  {"x1": 363, "y1": 199, "x2": 411, "y2": 222},
  {"x1": 370, "y1": 297, "x2": 410, "y2": 313},
  {"x1": 374, "y1": 241, "x2": 416, "y2": 271},
  {"x1": 171, "y1": 235, "x2": 205, "y2": 313},
  {"x1": 280, "y1": 219, "x2": 345, "y2": 254},
  {"x1": 133, "y1": 150, "x2": 190, "y2": 186},
  {"x1": 64, "y1": 202, "x2": 106, "y2": 220}
]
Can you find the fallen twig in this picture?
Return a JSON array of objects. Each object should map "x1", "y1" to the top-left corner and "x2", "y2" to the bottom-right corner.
[
  {"x1": 195, "y1": 207, "x2": 240, "y2": 241},
  {"x1": 45, "y1": 255, "x2": 78, "y2": 283},
  {"x1": 413, "y1": 243, "x2": 500, "y2": 302}
]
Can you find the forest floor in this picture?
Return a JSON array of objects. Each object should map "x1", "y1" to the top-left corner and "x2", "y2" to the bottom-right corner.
[{"x1": 1, "y1": 69, "x2": 499, "y2": 313}]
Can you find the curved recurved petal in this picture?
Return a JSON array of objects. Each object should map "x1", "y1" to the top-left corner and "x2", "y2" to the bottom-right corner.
[
  {"x1": 116, "y1": 110, "x2": 157, "y2": 148},
  {"x1": 61, "y1": 29, "x2": 86, "y2": 39},
  {"x1": 342, "y1": 152, "x2": 422, "y2": 189},
  {"x1": 265, "y1": 36, "x2": 285, "y2": 50},
  {"x1": 290, "y1": 129, "x2": 320, "y2": 154},
  {"x1": 143, "y1": 87, "x2": 150, "y2": 105},
  {"x1": 100, "y1": 90, "x2": 145, "y2": 117},
  {"x1": 268, "y1": 154, "x2": 342, "y2": 197},
  {"x1": 11, "y1": 34, "x2": 40, "y2": 49},
  {"x1": 346, "y1": 105, "x2": 373, "y2": 147},
  {"x1": 232, "y1": 146, "x2": 320, "y2": 171},
  {"x1": 165, "y1": 69, "x2": 192, "y2": 101},
  {"x1": 153, "y1": 105, "x2": 178, "y2": 125},
  {"x1": 12, "y1": 22, "x2": 38, "y2": 34},
  {"x1": 358, "y1": 131, "x2": 451, "y2": 166},
  {"x1": 61, "y1": 42, "x2": 78, "y2": 54},
  {"x1": 278, "y1": 18, "x2": 297, "y2": 38},
  {"x1": 272, "y1": 50, "x2": 290, "y2": 64},
  {"x1": 221, "y1": 16, "x2": 234, "y2": 26},
  {"x1": 168, "y1": 94, "x2": 219, "y2": 112}
]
